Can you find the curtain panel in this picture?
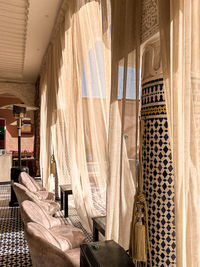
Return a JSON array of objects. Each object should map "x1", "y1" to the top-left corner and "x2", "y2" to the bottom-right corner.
[
  {"x1": 40, "y1": 0, "x2": 140, "y2": 248},
  {"x1": 106, "y1": 0, "x2": 141, "y2": 249},
  {"x1": 40, "y1": 0, "x2": 111, "y2": 232},
  {"x1": 159, "y1": 0, "x2": 200, "y2": 266}
]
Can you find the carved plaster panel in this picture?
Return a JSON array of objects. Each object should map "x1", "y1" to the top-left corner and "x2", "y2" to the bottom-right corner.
[
  {"x1": 141, "y1": 0, "x2": 159, "y2": 43},
  {"x1": 0, "y1": 83, "x2": 35, "y2": 106}
]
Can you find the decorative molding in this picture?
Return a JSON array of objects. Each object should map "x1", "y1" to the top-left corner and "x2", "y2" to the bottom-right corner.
[
  {"x1": 142, "y1": 37, "x2": 162, "y2": 82},
  {"x1": 0, "y1": 82, "x2": 35, "y2": 106},
  {"x1": 141, "y1": 0, "x2": 159, "y2": 43}
]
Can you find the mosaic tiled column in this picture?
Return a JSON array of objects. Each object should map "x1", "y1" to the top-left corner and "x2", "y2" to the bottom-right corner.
[{"x1": 141, "y1": 39, "x2": 176, "y2": 266}]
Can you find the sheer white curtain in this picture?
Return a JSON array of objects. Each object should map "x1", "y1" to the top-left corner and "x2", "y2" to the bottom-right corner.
[
  {"x1": 40, "y1": 52, "x2": 53, "y2": 190},
  {"x1": 63, "y1": 0, "x2": 111, "y2": 231},
  {"x1": 40, "y1": 0, "x2": 140, "y2": 246},
  {"x1": 159, "y1": 0, "x2": 200, "y2": 266},
  {"x1": 106, "y1": 0, "x2": 140, "y2": 249},
  {"x1": 40, "y1": 0, "x2": 111, "y2": 232}
]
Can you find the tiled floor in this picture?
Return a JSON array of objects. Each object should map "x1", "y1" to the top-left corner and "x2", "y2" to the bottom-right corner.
[
  {"x1": 0, "y1": 184, "x2": 93, "y2": 267},
  {"x1": 0, "y1": 185, "x2": 32, "y2": 266}
]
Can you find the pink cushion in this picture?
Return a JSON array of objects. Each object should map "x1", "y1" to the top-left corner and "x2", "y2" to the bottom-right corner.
[
  {"x1": 13, "y1": 183, "x2": 59, "y2": 215},
  {"x1": 21, "y1": 200, "x2": 85, "y2": 249},
  {"x1": 65, "y1": 248, "x2": 80, "y2": 267},
  {"x1": 26, "y1": 222, "x2": 71, "y2": 251},
  {"x1": 29, "y1": 175, "x2": 45, "y2": 191},
  {"x1": 13, "y1": 182, "x2": 39, "y2": 204},
  {"x1": 19, "y1": 172, "x2": 55, "y2": 201},
  {"x1": 25, "y1": 223, "x2": 80, "y2": 267},
  {"x1": 19, "y1": 172, "x2": 39, "y2": 192},
  {"x1": 51, "y1": 225, "x2": 86, "y2": 249},
  {"x1": 35, "y1": 191, "x2": 55, "y2": 201},
  {"x1": 21, "y1": 200, "x2": 61, "y2": 228}
]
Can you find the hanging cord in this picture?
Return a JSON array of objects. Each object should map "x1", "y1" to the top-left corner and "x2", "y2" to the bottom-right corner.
[
  {"x1": 138, "y1": 119, "x2": 152, "y2": 267},
  {"x1": 136, "y1": 192, "x2": 152, "y2": 267},
  {"x1": 129, "y1": 119, "x2": 152, "y2": 267}
]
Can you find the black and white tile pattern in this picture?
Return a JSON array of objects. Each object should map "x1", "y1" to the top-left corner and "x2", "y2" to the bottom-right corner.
[
  {"x1": 0, "y1": 185, "x2": 32, "y2": 267},
  {"x1": 0, "y1": 184, "x2": 94, "y2": 266},
  {"x1": 141, "y1": 78, "x2": 176, "y2": 266}
]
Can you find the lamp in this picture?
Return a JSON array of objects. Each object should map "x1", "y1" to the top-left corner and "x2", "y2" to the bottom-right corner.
[{"x1": 0, "y1": 104, "x2": 38, "y2": 168}]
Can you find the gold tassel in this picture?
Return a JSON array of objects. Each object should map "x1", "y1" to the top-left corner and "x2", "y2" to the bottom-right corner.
[
  {"x1": 129, "y1": 119, "x2": 152, "y2": 266},
  {"x1": 50, "y1": 161, "x2": 56, "y2": 175},
  {"x1": 50, "y1": 154, "x2": 56, "y2": 175},
  {"x1": 132, "y1": 203, "x2": 147, "y2": 262}
]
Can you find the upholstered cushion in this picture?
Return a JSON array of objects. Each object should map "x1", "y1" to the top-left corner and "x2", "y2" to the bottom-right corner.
[
  {"x1": 35, "y1": 190, "x2": 55, "y2": 201},
  {"x1": 21, "y1": 200, "x2": 61, "y2": 228},
  {"x1": 19, "y1": 172, "x2": 39, "y2": 193},
  {"x1": 65, "y1": 248, "x2": 80, "y2": 267},
  {"x1": 42, "y1": 199, "x2": 60, "y2": 215},
  {"x1": 13, "y1": 183, "x2": 59, "y2": 216},
  {"x1": 29, "y1": 174, "x2": 46, "y2": 191},
  {"x1": 25, "y1": 222, "x2": 80, "y2": 267},
  {"x1": 21, "y1": 200, "x2": 85, "y2": 249},
  {"x1": 19, "y1": 172, "x2": 55, "y2": 201},
  {"x1": 26, "y1": 222, "x2": 71, "y2": 251},
  {"x1": 13, "y1": 182, "x2": 39, "y2": 205},
  {"x1": 51, "y1": 225, "x2": 86, "y2": 249}
]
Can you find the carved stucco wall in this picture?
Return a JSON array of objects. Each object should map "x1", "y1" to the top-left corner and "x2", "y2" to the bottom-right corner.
[
  {"x1": 141, "y1": 0, "x2": 159, "y2": 43},
  {"x1": 0, "y1": 82, "x2": 35, "y2": 106}
]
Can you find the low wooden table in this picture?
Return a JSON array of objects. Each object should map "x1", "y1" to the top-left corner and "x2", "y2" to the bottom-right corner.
[
  {"x1": 80, "y1": 240, "x2": 134, "y2": 267},
  {"x1": 92, "y1": 216, "x2": 106, "y2": 241},
  {"x1": 60, "y1": 184, "x2": 72, "y2": 217}
]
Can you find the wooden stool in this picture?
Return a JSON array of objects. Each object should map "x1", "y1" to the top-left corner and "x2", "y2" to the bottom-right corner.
[
  {"x1": 92, "y1": 216, "x2": 106, "y2": 241},
  {"x1": 80, "y1": 240, "x2": 134, "y2": 267},
  {"x1": 60, "y1": 184, "x2": 72, "y2": 217}
]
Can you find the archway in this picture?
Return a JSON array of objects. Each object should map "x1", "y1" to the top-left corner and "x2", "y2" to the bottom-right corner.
[{"x1": 0, "y1": 93, "x2": 35, "y2": 177}]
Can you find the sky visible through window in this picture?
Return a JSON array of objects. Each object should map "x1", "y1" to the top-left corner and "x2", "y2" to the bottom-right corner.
[
  {"x1": 117, "y1": 66, "x2": 141, "y2": 100},
  {"x1": 82, "y1": 42, "x2": 106, "y2": 98},
  {"x1": 82, "y1": 41, "x2": 141, "y2": 99}
]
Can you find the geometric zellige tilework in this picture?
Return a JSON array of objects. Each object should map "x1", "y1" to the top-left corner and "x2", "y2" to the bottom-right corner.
[
  {"x1": 141, "y1": 78, "x2": 176, "y2": 266},
  {"x1": 0, "y1": 185, "x2": 32, "y2": 267},
  {"x1": 0, "y1": 184, "x2": 93, "y2": 267}
]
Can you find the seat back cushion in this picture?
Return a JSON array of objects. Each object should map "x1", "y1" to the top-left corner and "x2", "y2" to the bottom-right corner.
[
  {"x1": 51, "y1": 224, "x2": 86, "y2": 249},
  {"x1": 21, "y1": 200, "x2": 60, "y2": 228},
  {"x1": 25, "y1": 223, "x2": 80, "y2": 267},
  {"x1": 12, "y1": 182, "x2": 32, "y2": 205},
  {"x1": 19, "y1": 172, "x2": 39, "y2": 193},
  {"x1": 26, "y1": 222, "x2": 71, "y2": 252},
  {"x1": 29, "y1": 175, "x2": 44, "y2": 191}
]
